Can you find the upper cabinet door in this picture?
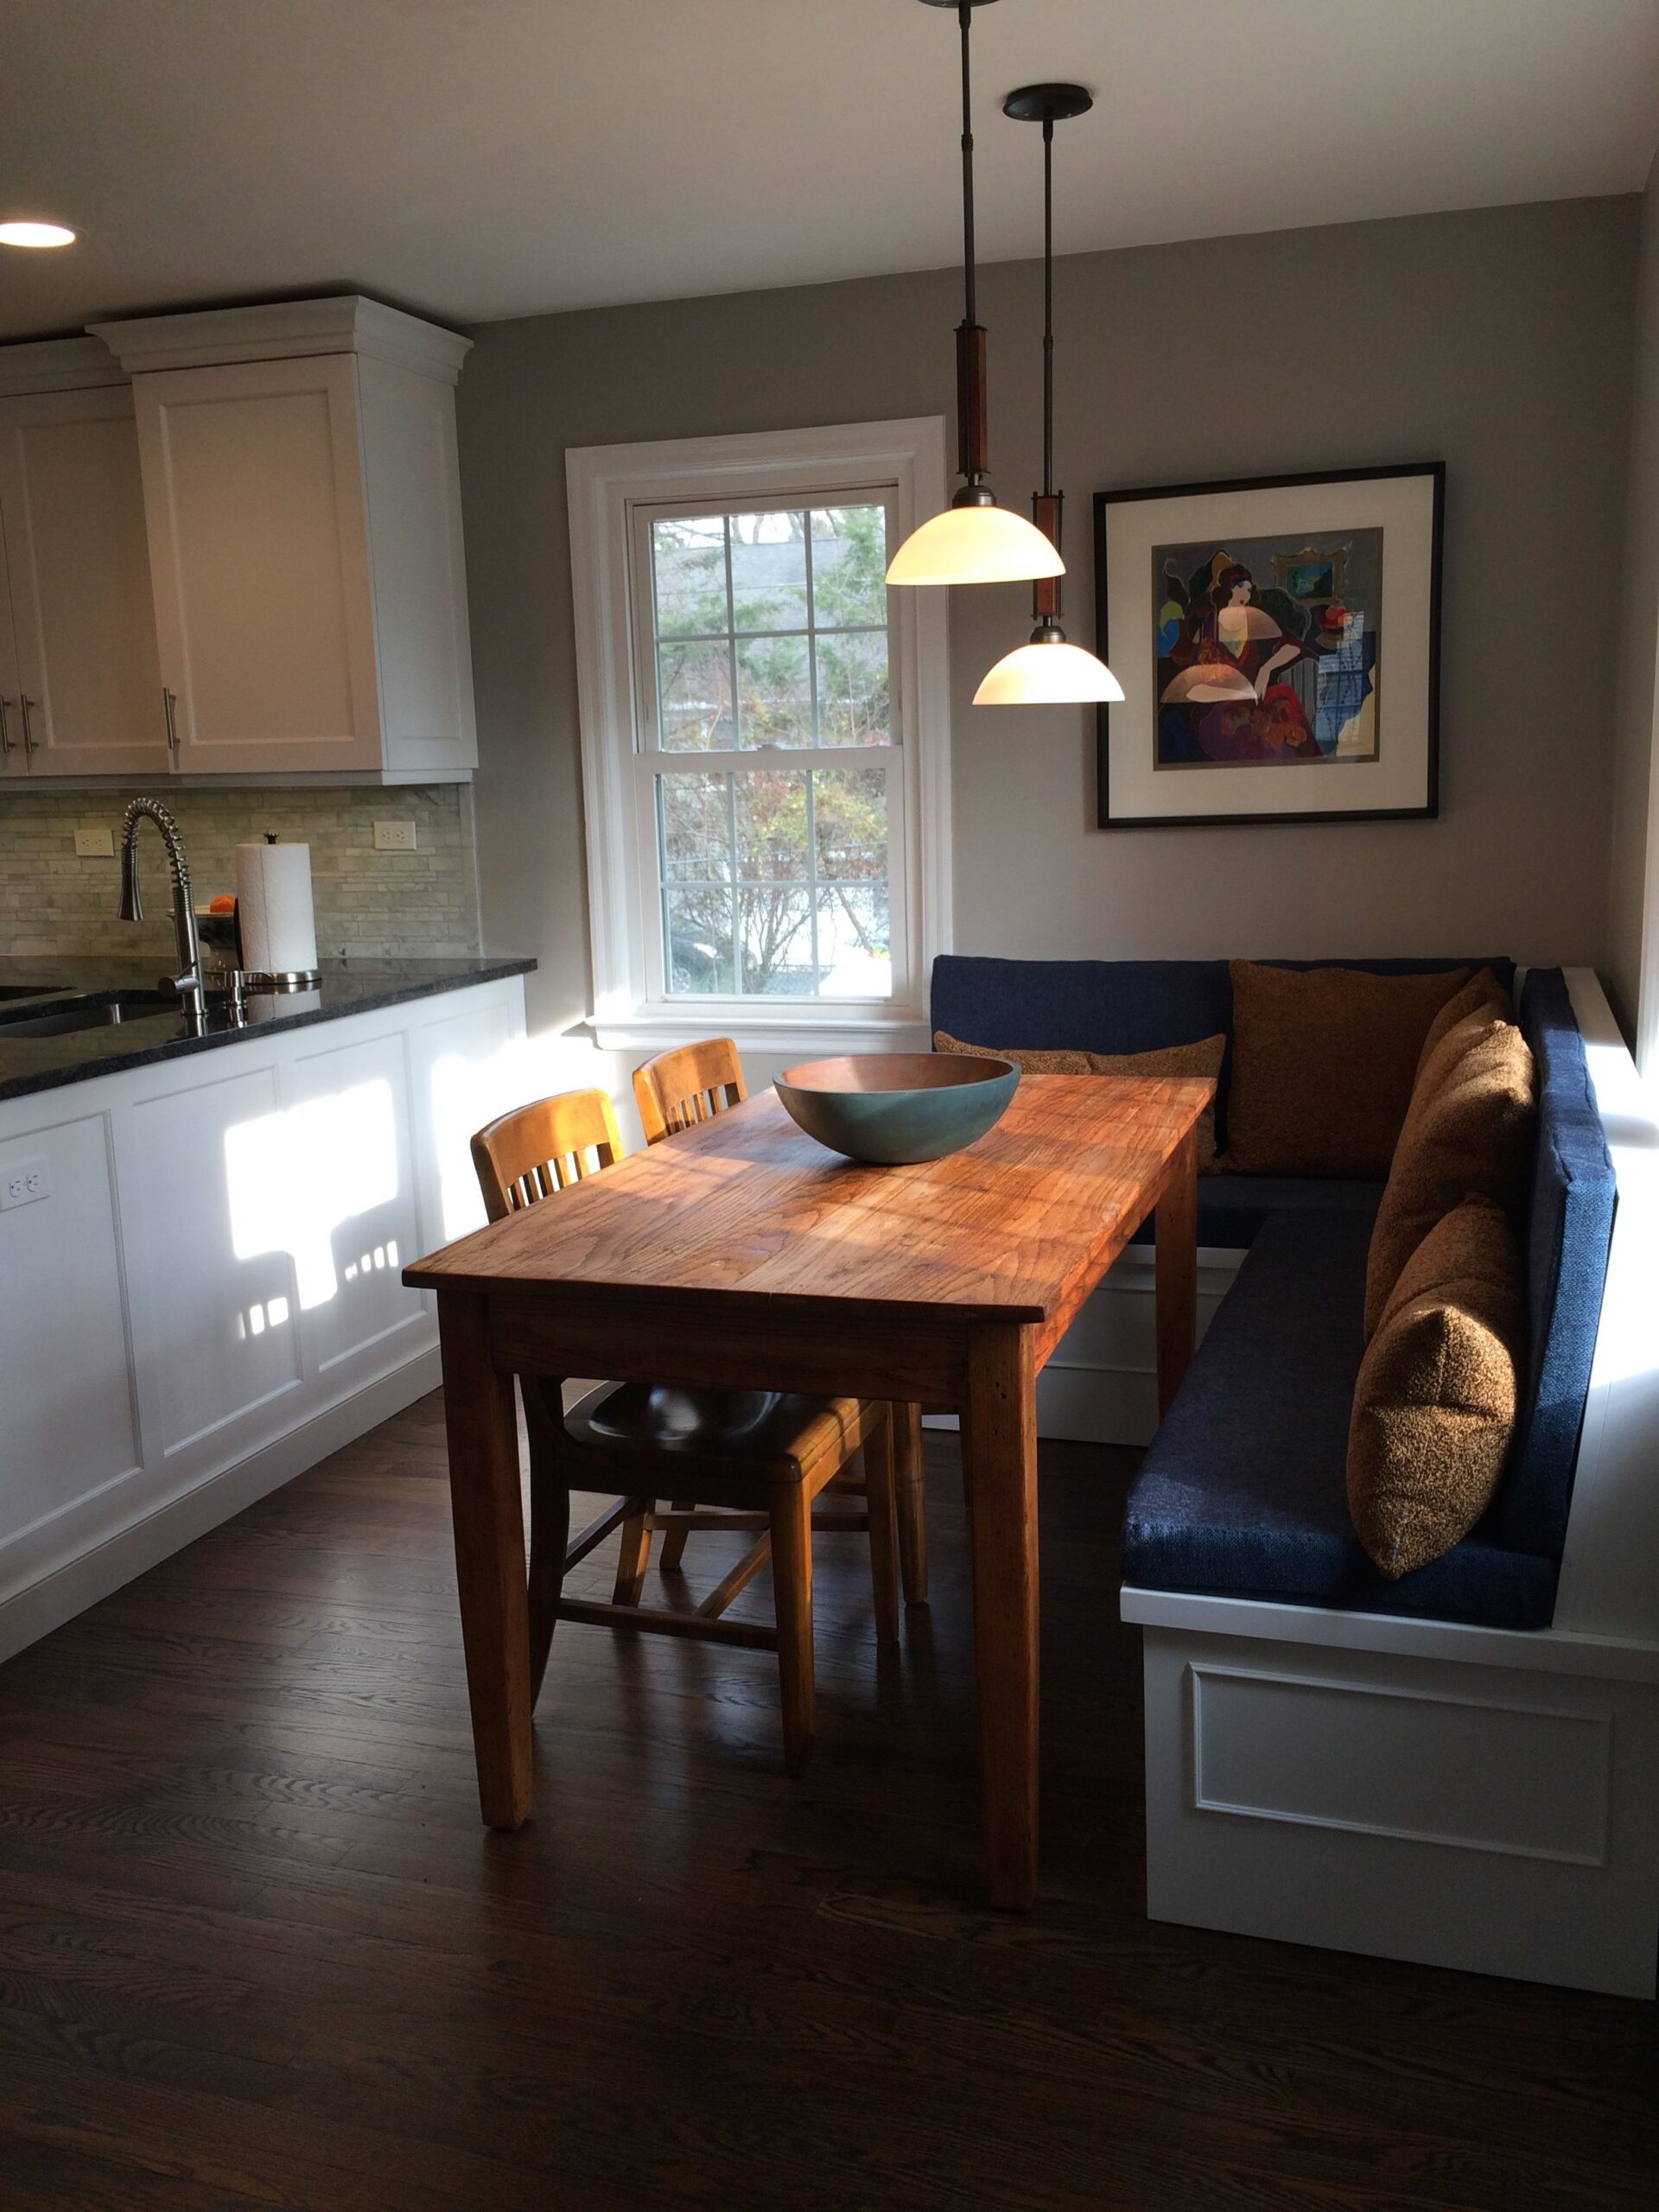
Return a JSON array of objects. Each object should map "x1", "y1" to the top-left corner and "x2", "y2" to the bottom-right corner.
[
  {"x1": 130, "y1": 354, "x2": 385, "y2": 775},
  {"x1": 0, "y1": 386, "x2": 170, "y2": 778}
]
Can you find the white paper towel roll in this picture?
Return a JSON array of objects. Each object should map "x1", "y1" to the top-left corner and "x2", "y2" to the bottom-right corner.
[{"x1": 235, "y1": 841, "x2": 319, "y2": 977}]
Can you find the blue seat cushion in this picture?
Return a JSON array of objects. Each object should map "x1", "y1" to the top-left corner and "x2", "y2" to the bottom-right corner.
[
  {"x1": 1128, "y1": 1173, "x2": 1384, "y2": 1249},
  {"x1": 1122, "y1": 1211, "x2": 1559, "y2": 1630}
]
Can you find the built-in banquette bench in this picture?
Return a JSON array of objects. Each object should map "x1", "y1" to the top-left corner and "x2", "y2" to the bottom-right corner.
[{"x1": 931, "y1": 954, "x2": 1659, "y2": 1997}]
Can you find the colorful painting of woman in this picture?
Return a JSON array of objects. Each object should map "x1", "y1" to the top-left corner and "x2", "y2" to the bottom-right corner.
[
  {"x1": 1157, "y1": 556, "x2": 1322, "y2": 764},
  {"x1": 1151, "y1": 530, "x2": 1383, "y2": 768}
]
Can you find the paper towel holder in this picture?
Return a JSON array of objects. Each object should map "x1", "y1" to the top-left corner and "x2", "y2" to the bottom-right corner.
[{"x1": 243, "y1": 966, "x2": 322, "y2": 991}]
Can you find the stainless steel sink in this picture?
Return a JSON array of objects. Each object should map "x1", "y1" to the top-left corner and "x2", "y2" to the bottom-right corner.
[{"x1": 0, "y1": 989, "x2": 179, "y2": 1038}]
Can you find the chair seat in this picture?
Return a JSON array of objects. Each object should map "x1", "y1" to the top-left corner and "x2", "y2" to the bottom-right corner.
[
  {"x1": 1122, "y1": 1211, "x2": 1558, "y2": 1630},
  {"x1": 565, "y1": 1382, "x2": 866, "y2": 1484}
]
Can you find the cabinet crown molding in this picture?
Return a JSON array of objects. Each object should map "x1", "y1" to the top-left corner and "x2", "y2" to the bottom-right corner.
[
  {"x1": 0, "y1": 335, "x2": 128, "y2": 397},
  {"x1": 86, "y1": 296, "x2": 473, "y2": 383}
]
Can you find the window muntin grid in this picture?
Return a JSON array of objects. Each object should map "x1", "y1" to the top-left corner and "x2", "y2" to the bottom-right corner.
[{"x1": 639, "y1": 501, "x2": 897, "y2": 1003}]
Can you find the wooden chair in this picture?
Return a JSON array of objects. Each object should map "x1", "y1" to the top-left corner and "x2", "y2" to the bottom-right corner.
[
  {"x1": 469, "y1": 1086, "x2": 899, "y2": 1774},
  {"x1": 633, "y1": 1039, "x2": 930, "y2": 1604}
]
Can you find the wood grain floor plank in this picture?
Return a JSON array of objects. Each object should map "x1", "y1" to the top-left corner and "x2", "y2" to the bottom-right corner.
[{"x1": 0, "y1": 1393, "x2": 1651, "y2": 2211}]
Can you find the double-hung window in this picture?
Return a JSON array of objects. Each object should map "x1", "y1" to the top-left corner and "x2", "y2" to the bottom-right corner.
[{"x1": 568, "y1": 421, "x2": 950, "y2": 1051}]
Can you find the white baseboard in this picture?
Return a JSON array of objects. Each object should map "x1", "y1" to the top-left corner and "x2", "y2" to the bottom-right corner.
[{"x1": 0, "y1": 1344, "x2": 442, "y2": 1667}]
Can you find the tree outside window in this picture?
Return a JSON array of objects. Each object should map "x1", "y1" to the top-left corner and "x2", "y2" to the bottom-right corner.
[{"x1": 646, "y1": 504, "x2": 895, "y2": 1001}]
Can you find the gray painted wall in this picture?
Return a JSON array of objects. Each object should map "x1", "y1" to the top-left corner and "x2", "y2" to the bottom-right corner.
[
  {"x1": 1607, "y1": 147, "x2": 1659, "y2": 1048},
  {"x1": 456, "y1": 197, "x2": 1637, "y2": 1046}
]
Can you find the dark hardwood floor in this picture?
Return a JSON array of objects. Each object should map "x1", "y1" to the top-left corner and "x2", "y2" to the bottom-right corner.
[{"x1": 0, "y1": 1394, "x2": 1653, "y2": 2210}]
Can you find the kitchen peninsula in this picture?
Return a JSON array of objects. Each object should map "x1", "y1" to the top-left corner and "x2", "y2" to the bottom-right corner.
[{"x1": 0, "y1": 951, "x2": 533, "y2": 1661}]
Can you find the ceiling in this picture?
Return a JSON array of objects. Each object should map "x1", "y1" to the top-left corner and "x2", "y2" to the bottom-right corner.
[{"x1": 2, "y1": 0, "x2": 1656, "y2": 342}]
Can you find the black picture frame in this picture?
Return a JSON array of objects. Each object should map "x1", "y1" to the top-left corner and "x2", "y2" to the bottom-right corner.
[{"x1": 1094, "y1": 461, "x2": 1445, "y2": 830}]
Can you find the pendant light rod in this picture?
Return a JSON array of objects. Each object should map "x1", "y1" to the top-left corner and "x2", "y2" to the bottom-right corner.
[
  {"x1": 972, "y1": 74, "x2": 1124, "y2": 697},
  {"x1": 1040, "y1": 114, "x2": 1053, "y2": 499},
  {"x1": 889, "y1": 4, "x2": 1063, "y2": 586},
  {"x1": 1003, "y1": 80, "x2": 1091, "y2": 626},
  {"x1": 921, "y1": 0, "x2": 1001, "y2": 497},
  {"x1": 958, "y1": 2, "x2": 977, "y2": 329},
  {"x1": 953, "y1": 1, "x2": 989, "y2": 493}
]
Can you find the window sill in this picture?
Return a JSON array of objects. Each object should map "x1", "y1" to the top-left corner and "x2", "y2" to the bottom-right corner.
[{"x1": 591, "y1": 1007, "x2": 931, "y2": 1057}]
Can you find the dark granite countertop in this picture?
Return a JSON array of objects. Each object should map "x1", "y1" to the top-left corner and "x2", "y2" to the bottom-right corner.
[{"x1": 0, "y1": 955, "x2": 536, "y2": 1104}]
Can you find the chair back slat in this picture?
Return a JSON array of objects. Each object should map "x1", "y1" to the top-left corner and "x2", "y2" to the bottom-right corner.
[
  {"x1": 633, "y1": 1038, "x2": 747, "y2": 1147},
  {"x1": 472, "y1": 1089, "x2": 626, "y2": 1223}
]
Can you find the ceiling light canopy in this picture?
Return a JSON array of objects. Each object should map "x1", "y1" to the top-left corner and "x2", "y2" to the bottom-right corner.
[
  {"x1": 975, "y1": 81, "x2": 1122, "y2": 708},
  {"x1": 887, "y1": 2, "x2": 1063, "y2": 590},
  {"x1": 0, "y1": 219, "x2": 76, "y2": 249}
]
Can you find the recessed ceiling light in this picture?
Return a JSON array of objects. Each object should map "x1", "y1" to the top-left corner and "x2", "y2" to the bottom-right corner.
[{"x1": 0, "y1": 220, "x2": 77, "y2": 249}]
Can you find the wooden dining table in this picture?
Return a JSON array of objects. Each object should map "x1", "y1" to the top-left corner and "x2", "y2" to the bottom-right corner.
[{"x1": 404, "y1": 1068, "x2": 1214, "y2": 1910}]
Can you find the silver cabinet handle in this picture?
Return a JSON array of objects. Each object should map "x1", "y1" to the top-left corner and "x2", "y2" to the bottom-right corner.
[
  {"x1": 162, "y1": 686, "x2": 179, "y2": 761},
  {"x1": 0, "y1": 697, "x2": 11, "y2": 756},
  {"x1": 18, "y1": 695, "x2": 35, "y2": 756}
]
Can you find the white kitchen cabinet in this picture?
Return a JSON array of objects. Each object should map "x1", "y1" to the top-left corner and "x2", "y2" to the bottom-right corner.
[
  {"x1": 0, "y1": 342, "x2": 168, "y2": 779},
  {"x1": 0, "y1": 971, "x2": 532, "y2": 1662},
  {"x1": 91, "y1": 296, "x2": 478, "y2": 784}
]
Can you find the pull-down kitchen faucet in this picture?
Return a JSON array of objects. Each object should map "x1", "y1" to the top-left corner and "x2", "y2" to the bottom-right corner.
[{"x1": 118, "y1": 797, "x2": 207, "y2": 1024}]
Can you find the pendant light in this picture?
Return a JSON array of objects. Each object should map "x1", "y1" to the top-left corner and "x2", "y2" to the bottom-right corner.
[
  {"x1": 975, "y1": 82, "x2": 1123, "y2": 705},
  {"x1": 887, "y1": 2, "x2": 1065, "y2": 588}
]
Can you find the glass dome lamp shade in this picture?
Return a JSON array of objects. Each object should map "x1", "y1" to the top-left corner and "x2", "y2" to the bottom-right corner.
[
  {"x1": 887, "y1": 2, "x2": 1064, "y2": 589},
  {"x1": 887, "y1": 495, "x2": 1065, "y2": 588},
  {"x1": 974, "y1": 623, "x2": 1125, "y2": 705}
]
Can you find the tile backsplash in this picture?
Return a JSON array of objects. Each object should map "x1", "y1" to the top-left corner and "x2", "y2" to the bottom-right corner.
[{"x1": 0, "y1": 784, "x2": 481, "y2": 963}]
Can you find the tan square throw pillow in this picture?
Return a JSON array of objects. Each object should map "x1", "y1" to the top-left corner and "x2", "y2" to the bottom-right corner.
[
  {"x1": 1223, "y1": 962, "x2": 1472, "y2": 1179},
  {"x1": 1363, "y1": 1012, "x2": 1535, "y2": 1337},
  {"x1": 1348, "y1": 1196, "x2": 1524, "y2": 1578},
  {"x1": 934, "y1": 1028, "x2": 1225, "y2": 1171}
]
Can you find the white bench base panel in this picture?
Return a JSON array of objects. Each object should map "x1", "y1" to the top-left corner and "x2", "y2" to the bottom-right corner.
[{"x1": 1141, "y1": 1621, "x2": 1659, "y2": 1999}]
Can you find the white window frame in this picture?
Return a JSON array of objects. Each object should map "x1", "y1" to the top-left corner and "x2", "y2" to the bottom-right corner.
[{"x1": 567, "y1": 418, "x2": 951, "y2": 1053}]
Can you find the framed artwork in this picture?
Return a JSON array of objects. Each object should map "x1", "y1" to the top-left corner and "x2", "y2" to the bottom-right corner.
[{"x1": 1093, "y1": 463, "x2": 1443, "y2": 828}]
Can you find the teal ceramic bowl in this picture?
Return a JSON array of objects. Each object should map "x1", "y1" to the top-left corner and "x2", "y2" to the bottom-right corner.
[{"x1": 774, "y1": 1052, "x2": 1019, "y2": 1166}]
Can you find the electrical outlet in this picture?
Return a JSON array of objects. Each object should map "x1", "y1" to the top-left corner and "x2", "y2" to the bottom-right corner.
[
  {"x1": 73, "y1": 826, "x2": 115, "y2": 859},
  {"x1": 0, "y1": 1157, "x2": 50, "y2": 1210},
  {"x1": 373, "y1": 819, "x2": 417, "y2": 853}
]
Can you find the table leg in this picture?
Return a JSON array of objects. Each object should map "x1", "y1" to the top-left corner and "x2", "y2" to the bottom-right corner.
[
  {"x1": 436, "y1": 1290, "x2": 534, "y2": 1830},
  {"x1": 961, "y1": 1323, "x2": 1039, "y2": 1910},
  {"x1": 893, "y1": 1400, "x2": 929, "y2": 1604},
  {"x1": 1154, "y1": 1125, "x2": 1198, "y2": 1420}
]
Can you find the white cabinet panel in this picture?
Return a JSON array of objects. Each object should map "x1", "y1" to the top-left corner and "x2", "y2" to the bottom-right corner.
[
  {"x1": 129, "y1": 1062, "x2": 305, "y2": 1455},
  {"x1": 282, "y1": 1027, "x2": 424, "y2": 1377},
  {"x1": 407, "y1": 990, "x2": 521, "y2": 1251},
  {"x1": 0, "y1": 975, "x2": 527, "y2": 1663},
  {"x1": 86, "y1": 298, "x2": 478, "y2": 785},
  {"x1": 0, "y1": 1109, "x2": 138, "y2": 1547},
  {"x1": 358, "y1": 353, "x2": 476, "y2": 774},
  {"x1": 0, "y1": 386, "x2": 168, "y2": 777},
  {"x1": 132, "y1": 354, "x2": 383, "y2": 774}
]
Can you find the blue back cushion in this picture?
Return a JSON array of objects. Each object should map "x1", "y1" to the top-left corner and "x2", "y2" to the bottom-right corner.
[
  {"x1": 929, "y1": 954, "x2": 1516, "y2": 1057},
  {"x1": 930, "y1": 956, "x2": 1516, "y2": 1153},
  {"x1": 930, "y1": 957, "x2": 1231, "y2": 1058},
  {"x1": 1497, "y1": 969, "x2": 1617, "y2": 1555}
]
